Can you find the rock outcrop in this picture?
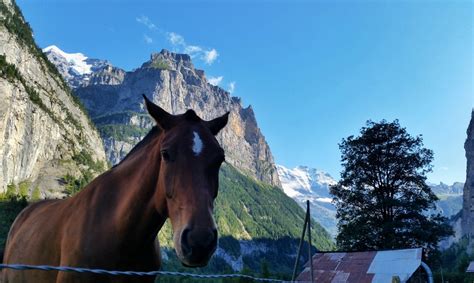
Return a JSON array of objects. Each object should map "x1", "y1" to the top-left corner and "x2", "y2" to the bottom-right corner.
[
  {"x1": 0, "y1": 0, "x2": 107, "y2": 198},
  {"x1": 46, "y1": 48, "x2": 281, "y2": 186},
  {"x1": 462, "y1": 110, "x2": 474, "y2": 249}
]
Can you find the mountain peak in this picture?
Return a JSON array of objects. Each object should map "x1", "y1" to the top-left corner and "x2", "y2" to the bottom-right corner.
[
  {"x1": 43, "y1": 45, "x2": 92, "y2": 75},
  {"x1": 150, "y1": 49, "x2": 192, "y2": 65},
  {"x1": 158, "y1": 49, "x2": 191, "y2": 61},
  {"x1": 276, "y1": 164, "x2": 337, "y2": 198},
  {"x1": 43, "y1": 44, "x2": 114, "y2": 88},
  {"x1": 277, "y1": 164, "x2": 338, "y2": 237}
]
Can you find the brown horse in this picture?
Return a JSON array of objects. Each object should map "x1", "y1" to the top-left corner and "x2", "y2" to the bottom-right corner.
[{"x1": 2, "y1": 95, "x2": 229, "y2": 283}]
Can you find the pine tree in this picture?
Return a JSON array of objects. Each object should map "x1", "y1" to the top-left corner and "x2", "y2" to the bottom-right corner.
[{"x1": 330, "y1": 120, "x2": 452, "y2": 253}]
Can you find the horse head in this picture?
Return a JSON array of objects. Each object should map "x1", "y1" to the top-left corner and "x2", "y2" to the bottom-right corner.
[{"x1": 143, "y1": 95, "x2": 228, "y2": 267}]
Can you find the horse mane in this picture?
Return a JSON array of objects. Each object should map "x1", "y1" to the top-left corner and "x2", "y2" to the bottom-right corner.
[{"x1": 113, "y1": 126, "x2": 162, "y2": 167}]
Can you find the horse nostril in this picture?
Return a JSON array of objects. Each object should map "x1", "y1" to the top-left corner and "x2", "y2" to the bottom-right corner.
[
  {"x1": 202, "y1": 228, "x2": 217, "y2": 248},
  {"x1": 181, "y1": 227, "x2": 218, "y2": 254},
  {"x1": 181, "y1": 228, "x2": 192, "y2": 255}
]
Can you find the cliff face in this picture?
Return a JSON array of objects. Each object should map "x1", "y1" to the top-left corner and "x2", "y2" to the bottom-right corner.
[
  {"x1": 0, "y1": 0, "x2": 107, "y2": 198},
  {"x1": 462, "y1": 110, "x2": 474, "y2": 245},
  {"x1": 46, "y1": 49, "x2": 281, "y2": 186}
]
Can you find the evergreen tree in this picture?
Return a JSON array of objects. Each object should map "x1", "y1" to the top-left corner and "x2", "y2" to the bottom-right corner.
[
  {"x1": 260, "y1": 259, "x2": 270, "y2": 278},
  {"x1": 330, "y1": 120, "x2": 452, "y2": 253}
]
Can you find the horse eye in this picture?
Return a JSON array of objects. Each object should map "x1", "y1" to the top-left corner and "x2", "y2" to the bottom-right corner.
[{"x1": 161, "y1": 150, "x2": 171, "y2": 161}]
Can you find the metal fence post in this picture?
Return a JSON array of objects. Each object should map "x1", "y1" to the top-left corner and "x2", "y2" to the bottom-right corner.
[
  {"x1": 291, "y1": 204, "x2": 309, "y2": 281},
  {"x1": 306, "y1": 200, "x2": 314, "y2": 282}
]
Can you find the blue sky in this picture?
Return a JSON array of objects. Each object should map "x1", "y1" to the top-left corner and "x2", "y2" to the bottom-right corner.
[{"x1": 17, "y1": 0, "x2": 472, "y2": 184}]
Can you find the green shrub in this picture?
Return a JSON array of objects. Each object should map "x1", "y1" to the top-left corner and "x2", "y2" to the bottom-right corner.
[
  {"x1": 31, "y1": 186, "x2": 41, "y2": 200},
  {"x1": 63, "y1": 172, "x2": 93, "y2": 197},
  {"x1": 0, "y1": 194, "x2": 28, "y2": 249},
  {"x1": 73, "y1": 150, "x2": 105, "y2": 173},
  {"x1": 150, "y1": 59, "x2": 170, "y2": 70},
  {"x1": 18, "y1": 181, "x2": 29, "y2": 198},
  {"x1": 5, "y1": 183, "x2": 17, "y2": 200}
]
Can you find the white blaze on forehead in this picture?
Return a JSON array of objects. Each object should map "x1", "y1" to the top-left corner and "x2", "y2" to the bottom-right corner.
[{"x1": 192, "y1": 131, "x2": 203, "y2": 156}]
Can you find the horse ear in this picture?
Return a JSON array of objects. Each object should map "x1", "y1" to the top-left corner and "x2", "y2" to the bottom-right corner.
[
  {"x1": 143, "y1": 94, "x2": 174, "y2": 130},
  {"x1": 207, "y1": 112, "x2": 229, "y2": 135}
]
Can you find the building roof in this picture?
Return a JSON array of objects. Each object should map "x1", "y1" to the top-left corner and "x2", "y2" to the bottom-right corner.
[
  {"x1": 467, "y1": 261, "x2": 474, "y2": 272},
  {"x1": 296, "y1": 248, "x2": 423, "y2": 282}
]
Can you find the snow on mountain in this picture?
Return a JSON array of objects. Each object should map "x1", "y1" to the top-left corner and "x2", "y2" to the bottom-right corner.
[
  {"x1": 277, "y1": 165, "x2": 336, "y2": 198},
  {"x1": 42, "y1": 45, "x2": 111, "y2": 88},
  {"x1": 277, "y1": 165, "x2": 338, "y2": 237},
  {"x1": 43, "y1": 45, "x2": 93, "y2": 75},
  {"x1": 277, "y1": 164, "x2": 464, "y2": 238}
]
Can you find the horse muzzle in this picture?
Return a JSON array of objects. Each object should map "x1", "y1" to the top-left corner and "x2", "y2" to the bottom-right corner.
[{"x1": 178, "y1": 226, "x2": 218, "y2": 267}]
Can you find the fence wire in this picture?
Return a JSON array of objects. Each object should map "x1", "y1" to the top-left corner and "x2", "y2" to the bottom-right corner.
[{"x1": 0, "y1": 264, "x2": 292, "y2": 282}]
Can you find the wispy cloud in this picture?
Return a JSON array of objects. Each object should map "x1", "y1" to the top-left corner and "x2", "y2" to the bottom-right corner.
[
  {"x1": 228, "y1": 81, "x2": 236, "y2": 93},
  {"x1": 136, "y1": 15, "x2": 157, "y2": 31},
  {"x1": 166, "y1": 31, "x2": 219, "y2": 65},
  {"x1": 208, "y1": 76, "x2": 223, "y2": 86},
  {"x1": 136, "y1": 15, "x2": 220, "y2": 66},
  {"x1": 144, "y1": 34, "x2": 153, "y2": 44},
  {"x1": 184, "y1": 45, "x2": 202, "y2": 56},
  {"x1": 168, "y1": 32, "x2": 185, "y2": 46}
]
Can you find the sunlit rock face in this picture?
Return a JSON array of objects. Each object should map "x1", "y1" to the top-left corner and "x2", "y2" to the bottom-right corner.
[
  {"x1": 0, "y1": 0, "x2": 107, "y2": 198},
  {"x1": 462, "y1": 110, "x2": 474, "y2": 249},
  {"x1": 46, "y1": 47, "x2": 281, "y2": 186}
]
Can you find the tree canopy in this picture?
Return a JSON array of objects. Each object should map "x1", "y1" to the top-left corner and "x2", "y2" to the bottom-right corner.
[{"x1": 330, "y1": 120, "x2": 452, "y2": 252}]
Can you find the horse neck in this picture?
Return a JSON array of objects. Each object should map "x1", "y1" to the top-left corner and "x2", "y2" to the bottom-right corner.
[{"x1": 105, "y1": 133, "x2": 167, "y2": 243}]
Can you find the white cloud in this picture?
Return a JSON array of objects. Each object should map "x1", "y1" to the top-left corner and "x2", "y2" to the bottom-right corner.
[
  {"x1": 144, "y1": 34, "x2": 153, "y2": 44},
  {"x1": 203, "y1": 49, "x2": 218, "y2": 65},
  {"x1": 136, "y1": 16, "x2": 220, "y2": 65},
  {"x1": 168, "y1": 32, "x2": 185, "y2": 46},
  {"x1": 136, "y1": 15, "x2": 157, "y2": 31},
  {"x1": 228, "y1": 81, "x2": 236, "y2": 93},
  {"x1": 166, "y1": 31, "x2": 219, "y2": 65},
  {"x1": 184, "y1": 45, "x2": 203, "y2": 56},
  {"x1": 208, "y1": 76, "x2": 223, "y2": 86}
]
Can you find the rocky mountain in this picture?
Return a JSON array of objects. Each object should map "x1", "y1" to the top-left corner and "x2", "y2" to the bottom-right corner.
[
  {"x1": 430, "y1": 182, "x2": 464, "y2": 196},
  {"x1": 277, "y1": 165, "x2": 338, "y2": 237},
  {"x1": 43, "y1": 45, "x2": 125, "y2": 89},
  {"x1": 277, "y1": 164, "x2": 465, "y2": 238},
  {"x1": 462, "y1": 110, "x2": 474, "y2": 249},
  {"x1": 429, "y1": 183, "x2": 462, "y2": 223},
  {"x1": 44, "y1": 47, "x2": 281, "y2": 187},
  {"x1": 429, "y1": 182, "x2": 463, "y2": 220},
  {"x1": 0, "y1": 0, "x2": 107, "y2": 198}
]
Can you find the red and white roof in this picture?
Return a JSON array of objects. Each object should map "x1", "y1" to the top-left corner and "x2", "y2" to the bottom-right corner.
[{"x1": 296, "y1": 248, "x2": 423, "y2": 282}]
